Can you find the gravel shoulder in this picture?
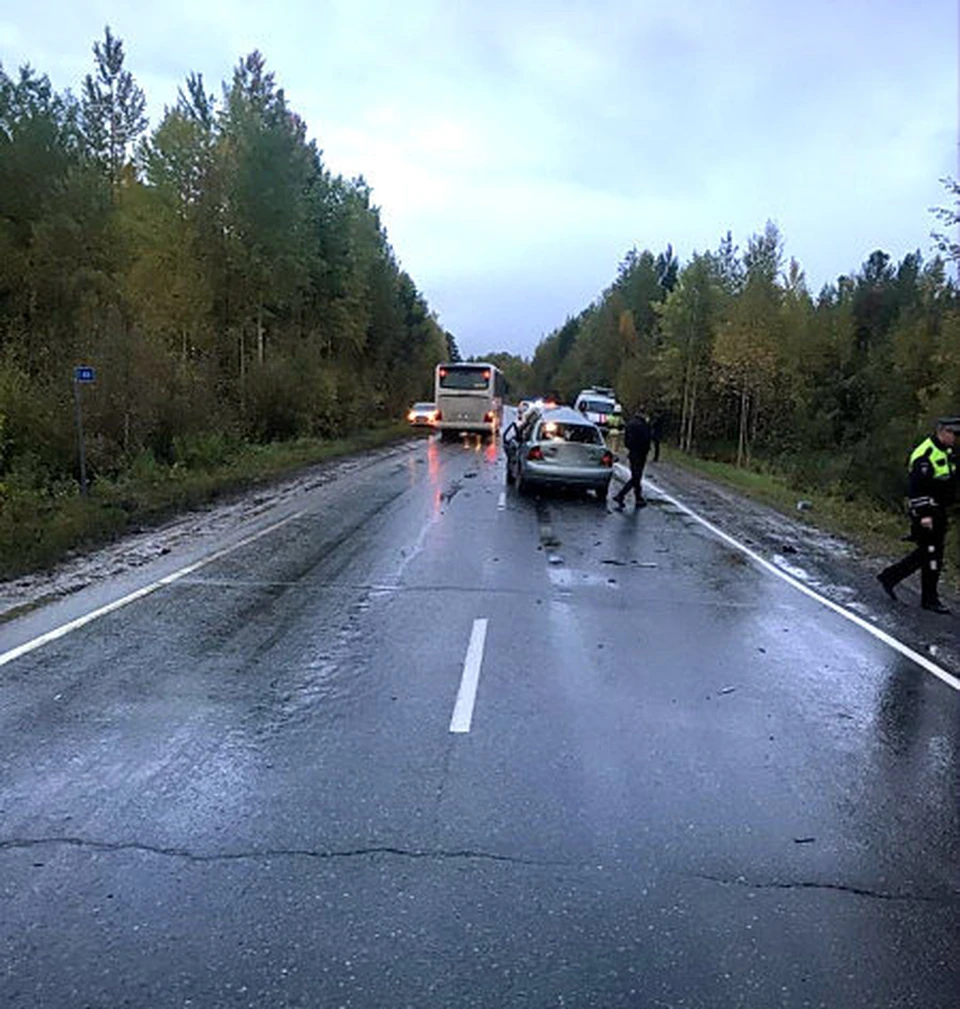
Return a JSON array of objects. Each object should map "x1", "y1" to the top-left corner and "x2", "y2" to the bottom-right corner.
[{"x1": 0, "y1": 440, "x2": 420, "y2": 624}]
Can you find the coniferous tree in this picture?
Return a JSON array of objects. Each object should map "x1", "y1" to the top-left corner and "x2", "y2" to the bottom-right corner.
[{"x1": 81, "y1": 27, "x2": 147, "y2": 190}]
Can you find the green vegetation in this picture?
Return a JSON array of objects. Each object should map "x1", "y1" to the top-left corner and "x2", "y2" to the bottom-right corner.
[
  {"x1": 6, "y1": 28, "x2": 960, "y2": 584},
  {"x1": 658, "y1": 446, "x2": 908, "y2": 561},
  {"x1": 532, "y1": 230, "x2": 960, "y2": 511},
  {"x1": 0, "y1": 423, "x2": 412, "y2": 579},
  {"x1": 1, "y1": 29, "x2": 450, "y2": 576},
  {"x1": 526, "y1": 195, "x2": 960, "y2": 568}
]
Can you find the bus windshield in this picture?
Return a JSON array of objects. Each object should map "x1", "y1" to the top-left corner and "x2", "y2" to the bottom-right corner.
[{"x1": 438, "y1": 366, "x2": 491, "y2": 391}]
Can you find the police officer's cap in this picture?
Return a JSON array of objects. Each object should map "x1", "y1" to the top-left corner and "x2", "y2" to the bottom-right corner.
[{"x1": 936, "y1": 416, "x2": 960, "y2": 432}]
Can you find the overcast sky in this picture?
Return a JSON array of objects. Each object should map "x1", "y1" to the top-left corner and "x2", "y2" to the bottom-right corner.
[{"x1": 2, "y1": 1, "x2": 956, "y2": 358}]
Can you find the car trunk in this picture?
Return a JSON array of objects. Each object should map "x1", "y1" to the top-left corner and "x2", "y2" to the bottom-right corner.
[{"x1": 538, "y1": 441, "x2": 605, "y2": 467}]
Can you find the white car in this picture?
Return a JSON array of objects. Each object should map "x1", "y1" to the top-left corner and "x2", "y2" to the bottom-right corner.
[
  {"x1": 573, "y1": 391, "x2": 619, "y2": 431},
  {"x1": 407, "y1": 402, "x2": 438, "y2": 428}
]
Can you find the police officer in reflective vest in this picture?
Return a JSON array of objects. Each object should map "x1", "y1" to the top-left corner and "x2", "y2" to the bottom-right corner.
[
  {"x1": 877, "y1": 418, "x2": 960, "y2": 614},
  {"x1": 606, "y1": 403, "x2": 624, "y2": 455}
]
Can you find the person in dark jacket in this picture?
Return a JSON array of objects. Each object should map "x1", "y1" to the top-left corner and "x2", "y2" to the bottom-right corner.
[
  {"x1": 613, "y1": 410, "x2": 652, "y2": 509},
  {"x1": 877, "y1": 417, "x2": 960, "y2": 614},
  {"x1": 649, "y1": 412, "x2": 663, "y2": 462}
]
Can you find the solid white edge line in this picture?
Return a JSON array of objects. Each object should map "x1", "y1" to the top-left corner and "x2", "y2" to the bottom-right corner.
[
  {"x1": 0, "y1": 511, "x2": 305, "y2": 668},
  {"x1": 633, "y1": 470, "x2": 960, "y2": 693},
  {"x1": 449, "y1": 618, "x2": 489, "y2": 733}
]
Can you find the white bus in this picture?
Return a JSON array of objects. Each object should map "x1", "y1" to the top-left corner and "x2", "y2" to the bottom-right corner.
[{"x1": 434, "y1": 362, "x2": 505, "y2": 440}]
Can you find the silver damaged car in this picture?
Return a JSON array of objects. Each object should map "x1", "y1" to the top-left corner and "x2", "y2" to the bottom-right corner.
[{"x1": 503, "y1": 406, "x2": 613, "y2": 502}]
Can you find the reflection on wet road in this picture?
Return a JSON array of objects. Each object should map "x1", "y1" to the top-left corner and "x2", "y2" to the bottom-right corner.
[{"x1": 1, "y1": 428, "x2": 958, "y2": 1008}]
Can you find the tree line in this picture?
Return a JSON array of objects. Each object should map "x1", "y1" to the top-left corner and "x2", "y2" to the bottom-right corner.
[
  {"x1": 0, "y1": 28, "x2": 453, "y2": 500},
  {"x1": 493, "y1": 203, "x2": 960, "y2": 508}
]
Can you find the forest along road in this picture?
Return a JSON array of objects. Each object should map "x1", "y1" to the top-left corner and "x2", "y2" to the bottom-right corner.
[{"x1": 1, "y1": 426, "x2": 959, "y2": 1009}]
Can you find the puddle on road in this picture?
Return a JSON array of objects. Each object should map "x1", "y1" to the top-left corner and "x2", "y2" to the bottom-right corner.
[{"x1": 535, "y1": 500, "x2": 563, "y2": 550}]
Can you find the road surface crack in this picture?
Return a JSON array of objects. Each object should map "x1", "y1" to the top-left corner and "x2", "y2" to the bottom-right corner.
[
  {"x1": 694, "y1": 872, "x2": 958, "y2": 905},
  {"x1": 0, "y1": 836, "x2": 575, "y2": 869},
  {"x1": 430, "y1": 739, "x2": 456, "y2": 831}
]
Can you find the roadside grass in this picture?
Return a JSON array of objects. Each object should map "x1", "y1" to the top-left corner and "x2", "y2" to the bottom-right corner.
[
  {"x1": 657, "y1": 445, "x2": 914, "y2": 563},
  {"x1": 0, "y1": 423, "x2": 414, "y2": 581}
]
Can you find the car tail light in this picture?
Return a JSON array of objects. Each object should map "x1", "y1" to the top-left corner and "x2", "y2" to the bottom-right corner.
[
  {"x1": 527, "y1": 446, "x2": 544, "y2": 461},
  {"x1": 599, "y1": 413, "x2": 607, "y2": 424},
  {"x1": 407, "y1": 411, "x2": 416, "y2": 421},
  {"x1": 484, "y1": 411, "x2": 494, "y2": 423},
  {"x1": 601, "y1": 451, "x2": 613, "y2": 467},
  {"x1": 429, "y1": 410, "x2": 438, "y2": 421},
  {"x1": 434, "y1": 410, "x2": 442, "y2": 421}
]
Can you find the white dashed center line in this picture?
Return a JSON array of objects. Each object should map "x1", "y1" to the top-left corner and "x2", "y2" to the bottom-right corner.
[{"x1": 449, "y1": 618, "x2": 489, "y2": 733}]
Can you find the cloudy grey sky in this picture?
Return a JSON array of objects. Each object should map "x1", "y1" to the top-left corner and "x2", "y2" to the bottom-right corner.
[{"x1": 2, "y1": 1, "x2": 956, "y2": 358}]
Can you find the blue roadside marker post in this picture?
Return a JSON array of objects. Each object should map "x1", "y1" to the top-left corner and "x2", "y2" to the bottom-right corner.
[{"x1": 72, "y1": 366, "x2": 95, "y2": 496}]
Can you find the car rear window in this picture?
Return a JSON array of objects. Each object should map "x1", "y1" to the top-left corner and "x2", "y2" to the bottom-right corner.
[
  {"x1": 538, "y1": 421, "x2": 603, "y2": 445},
  {"x1": 413, "y1": 403, "x2": 434, "y2": 410}
]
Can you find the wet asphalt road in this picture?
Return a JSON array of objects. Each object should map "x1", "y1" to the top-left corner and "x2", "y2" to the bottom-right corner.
[{"x1": 1, "y1": 427, "x2": 959, "y2": 1008}]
